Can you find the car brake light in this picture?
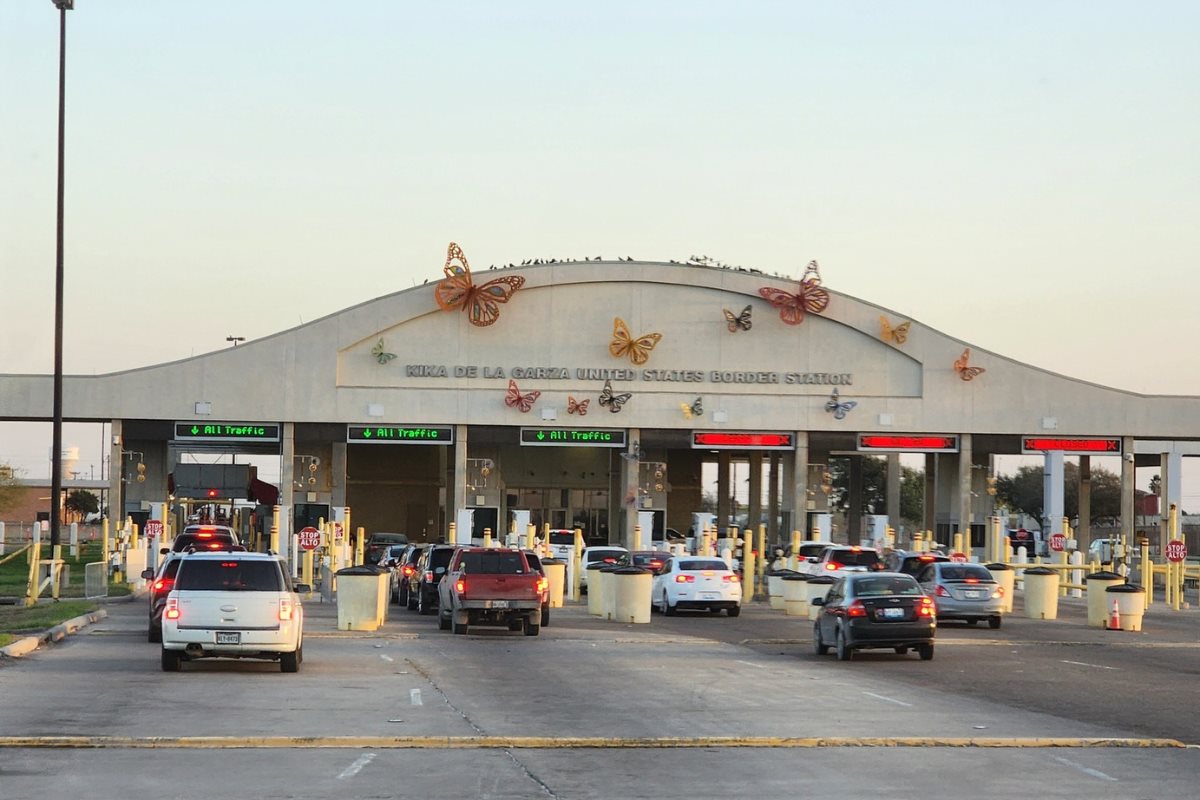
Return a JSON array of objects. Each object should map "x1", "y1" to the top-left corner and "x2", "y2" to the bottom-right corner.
[
  {"x1": 536, "y1": 577, "x2": 548, "y2": 593},
  {"x1": 197, "y1": 532, "x2": 213, "y2": 539},
  {"x1": 992, "y1": 587, "x2": 1005, "y2": 599},
  {"x1": 424, "y1": 571, "x2": 433, "y2": 583},
  {"x1": 675, "y1": 574, "x2": 695, "y2": 583},
  {"x1": 965, "y1": 577, "x2": 979, "y2": 584},
  {"x1": 850, "y1": 546, "x2": 861, "y2": 552},
  {"x1": 935, "y1": 585, "x2": 950, "y2": 597},
  {"x1": 825, "y1": 562, "x2": 842, "y2": 571},
  {"x1": 279, "y1": 599, "x2": 294, "y2": 621},
  {"x1": 918, "y1": 597, "x2": 936, "y2": 617},
  {"x1": 846, "y1": 600, "x2": 867, "y2": 618},
  {"x1": 722, "y1": 574, "x2": 739, "y2": 583},
  {"x1": 153, "y1": 578, "x2": 174, "y2": 592},
  {"x1": 402, "y1": 565, "x2": 415, "y2": 577},
  {"x1": 919, "y1": 555, "x2": 934, "y2": 562},
  {"x1": 455, "y1": 579, "x2": 466, "y2": 594},
  {"x1": 164, "y1": 599, "x2": 180, "y2": 620}
]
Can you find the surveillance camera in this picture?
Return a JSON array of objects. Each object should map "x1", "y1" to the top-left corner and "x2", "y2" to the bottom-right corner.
[{"x1": 1123, "y1": 453, "x2": 1135, "y2": 463}]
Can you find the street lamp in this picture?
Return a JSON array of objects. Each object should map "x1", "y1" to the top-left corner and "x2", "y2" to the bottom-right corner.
[{"x1": 48, "y1": 0, "x2": 74, "y2": 550}]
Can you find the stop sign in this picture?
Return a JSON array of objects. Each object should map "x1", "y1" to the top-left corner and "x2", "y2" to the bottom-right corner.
[
  {"x1": 144, "y1": 520, "x2": 163, "y2": 540},
  {"x1": 1166, "y1": 539, "x2": 1187, "y2": 563},
  {"x1": 298, "y1": 526, "x2": 321, "y2": 551},
  {"x1": 949, "y1": 551, "x2": 968, "y2": 563},
  {"x1": 1049, "y1": 533, "x2": 1066, "y2": 552}
]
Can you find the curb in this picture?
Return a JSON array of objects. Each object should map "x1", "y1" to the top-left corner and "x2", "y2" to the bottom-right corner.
[{"x1": 0, "y1": 608, "x2": 108, "y2": 659}]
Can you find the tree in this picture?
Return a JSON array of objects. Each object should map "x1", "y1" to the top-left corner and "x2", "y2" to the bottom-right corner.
[
  {"x1": 829, "y1": 457, "x2": 925, "y2": 531},
  {"x1": 64, "y1": 489, "x2": 99, "y2": 521},
  {"x1": 994, "y1": 463, "x2": 1123, "y2": 531},
  {"x1": 0, "y1": 462, "x2": 21, "y2": 516}
]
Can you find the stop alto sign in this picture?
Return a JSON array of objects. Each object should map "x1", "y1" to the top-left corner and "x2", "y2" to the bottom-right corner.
[
  {"x1": 144, "y1": 520, "x2": 164, "y2": 540},
  {"x1": 1049, "y1": 533, "x2": 1066, "y2": 552},
  {"x1": 1166, "y1": 539, "x2": 1187, "y2": 563},
  {"x1": 298, "y1": 526, "x2": 321, "y2": 551},
  {"x1": 949, "y1": 552, "x2": 968, "y2": 563}
]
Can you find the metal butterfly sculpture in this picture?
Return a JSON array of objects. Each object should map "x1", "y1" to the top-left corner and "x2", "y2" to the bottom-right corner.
[
  {"x1": 879, "y1": 316, "x2": 911, "y2": 344},
  {"x1": 953, "y1": 348, "x2": 986, "y2": 381},
  {"x1": 824, "y1": 388, "x2": 857, "y2": 420},
  {"x1": 680, "y1": 397, "x2": 703, "y2": 419},
  {"x1": 504, "y1": 379, "x2": 541, "y2": 412},
  {"x1": 567, "y1": 396, "x2": 590, "y2": 416},
  {"x1": 598, "y1": 379, "x2": 632, "y2": 413},
  {"x1": 371, "y1": 338, "x2": 396, "y2": 365},
  {"x1": 723, "y1": 305, "x2": 752, "y2": 332},
  {"x1": 757, "y1": 260, "x2": 830, "y2": 325},
  {"x1": 434, "y1": 242, "x2": 525, "y2": 326},
  {"x1": 609, "y1": 318, "x2": 662, "y2": 365}
]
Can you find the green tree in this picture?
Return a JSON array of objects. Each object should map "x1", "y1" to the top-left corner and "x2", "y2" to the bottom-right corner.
[
  {"x1": 994, "y1": 463, "x2": 1123, "y2": 531},
  {"x1": 64, "y1": 489, "x2": 100, "y2": 521},
  {"x1": 0, "y1": 463, "x2": 21, "y2": 516},
  {"x1": 829, "y1": 457, "x2": 925, "y2": 531}
]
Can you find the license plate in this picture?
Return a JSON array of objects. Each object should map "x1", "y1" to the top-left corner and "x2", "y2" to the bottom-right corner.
[
  {"x1": 964, "y1": 591, "x2": 983, "y2": 599},
  {"x1": 487, "y1": 600, "x2": 509, "y2": 609},
  {"x1": 701, "y1": 592, "x2": 719, "y2": 599},
  {"x1": 880, "y1": 607, "x2": 904, "y2": 619},
  {"x1": 216, "y1": 632, "x2": 240, "y2": 645}
]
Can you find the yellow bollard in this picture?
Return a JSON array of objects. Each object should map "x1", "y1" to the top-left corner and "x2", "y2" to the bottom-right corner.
[
  {"x1": 757, "y1": 524, "x2": 767, "y2": 579},
  {"x1": 809, "y1": 525, "x2": 820, "y2": 542},
  {"x1": 270, "y1": 506, "x2": 281, "y2": 554},
  {"x1": 101, "y1": 518, "x2": 110, "y2": 582},
  {"x1": 913, "y1": 531, "x2": 923, "y2": 552},
  {"x1": 526, "y1": 524, "x2": 536, "y2": 550},
  {"x1": 51, "y1": 544, "x2": 62, "y2": 600},
  {"x1": 952, "y1": 532, "x2": 963, "y2": 557},
  {"x1": 1003, "y1": 535, "x2": 1012, "y2": 564},
  {"x1": 25, "y1": 536, "x2": 42, "y2": 607},
  {"x1": 483, "y1": 527, "x2": 492, "y2": 548},
  {"x1": 741, "y1": 533, "x2": 755, "y2": 603},
  {"x1": 572, "y1": 528, "x2": 584, "y2": 601},
  {"x1": 130, "y1": 522, "x2": 140, "y2": 551},
  {"x1": 355, "y1": 526, "x2": 366, "y2": 567},
  {"x1": 449, "y1": 521, "x2": 457, "y2": 547},
  {"x1": 302, "y1": 548, "x2": 314, "y2": 596},
  {"x1": 790, "y1": 529, "x2": 802, "y2": 569}
]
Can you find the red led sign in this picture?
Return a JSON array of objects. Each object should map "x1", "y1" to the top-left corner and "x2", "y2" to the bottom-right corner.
[
  {"x1": 857, "y1": 435, "x2": 959, "y2": 453},
  {"x1": 692, "y1": 432, "x2": 794, "y2": 450},
  {"x1": 1021, "y1": 438, "x2": 1121, "y2": 455}
]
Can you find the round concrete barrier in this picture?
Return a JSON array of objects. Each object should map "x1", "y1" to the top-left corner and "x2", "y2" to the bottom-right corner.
[
  {"x1": 585, "y1": 563, "x2": 607, "y2": 616},
  {"x1": 1106, "y1": 582, "x2": 1146, "y2": 631},
  {"x1": 1084, "y1": 571, "x2": 1124, "y2": 628},
  {"x1": 1022, "y1": 566, "x2": 1059, "y2": 620},
  {"x1": 781, "y1": 573, "x2": 810, "y2": 617},
  {"x1": 597, "y1": 564, "x2": 623, "y2": 621},
  {"x1": 984, "y1": 563, "x2": 1015, "y2": 614},
  {"x1": 804, "y1": 575, "x2": 836, "y2": 621},
  {"x1": 766, "y1": 570, "x2": 797, "y2": 610},
  {"x1": 611, "y1": 566, "x2": 652, "y2": 623},
  {"x1": 542, "y1": 558, "x2": 566, "y2": 608}
]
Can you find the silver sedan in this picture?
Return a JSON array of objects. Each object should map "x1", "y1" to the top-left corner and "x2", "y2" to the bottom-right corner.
[{"x1": 915, "y1": 561, "x2": 1004, "y2": 628}]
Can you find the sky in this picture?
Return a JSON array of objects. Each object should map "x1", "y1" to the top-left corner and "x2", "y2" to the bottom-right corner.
[{"x1": 2, "y1": 2, "x2": 1198, "y2": 500}]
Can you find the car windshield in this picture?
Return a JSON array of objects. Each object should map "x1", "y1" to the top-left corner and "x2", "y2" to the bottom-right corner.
[
  {"x1": 458, "y1": 551, "x2": 526, "y2": 574},
  {"x1": 679, "y1": 560, "x2": 728, "y2": 571},
  {"x1": 852, "y1": 576, "x2": 923, "y2": 596},
  {"x1": 176, "y1": 559, "x2": 283, "y2": 592},
  {"x1": 939, "y1": 565, "x2": 993, "y2": 581}
]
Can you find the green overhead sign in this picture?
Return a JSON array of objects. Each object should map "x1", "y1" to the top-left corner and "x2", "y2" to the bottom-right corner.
[
  {"x1": 519, "y1": 427, "x2": 627, "y2": 447},
  {"x1": 347, "y1": 425, "x2": 455, "y2": 445},
  {"x1": 173, "y1": 422, "x2": 280, "y2": 443}
]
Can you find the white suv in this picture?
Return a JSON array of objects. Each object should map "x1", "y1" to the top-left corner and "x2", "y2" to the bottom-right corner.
[{"x1": 160, "y1": 551, "x2": 305, "y2": 673}]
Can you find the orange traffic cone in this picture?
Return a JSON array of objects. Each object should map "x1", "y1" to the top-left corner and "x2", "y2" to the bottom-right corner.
[{"x1": 1107, "y1": 598, "x2": 1121, "y2": 630}]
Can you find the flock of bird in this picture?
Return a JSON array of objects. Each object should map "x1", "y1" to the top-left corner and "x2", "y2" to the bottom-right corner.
[{"x1": 478, "y1": 254, "x2": 787, "y2": 278}]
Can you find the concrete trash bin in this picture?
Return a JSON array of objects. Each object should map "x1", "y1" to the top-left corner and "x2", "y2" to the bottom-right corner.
[
  {"x1": 1084, "y1": 571, "x2": 1125, "y2": 628},
  {"x1": 597, "y1": 564, "x2": 623, "y2": 620},
  {"x1": 805, "y1": 575, "x2": 836, "y2": 620},
  {"x1": 1106, "y1": 583, "x2": 1147, "y2": 631},
  {"x1": 985, "y1": 563, "x2": 1015, "y2": 614},
  {"x1": 766, "y1": 572, "x2": 787, "y2": 609},
  {"x1": 585, "y1": 563, "x2": 607, "y2": 616},
  {"x1": 542, "y1": 558, "x2": 566, "y2": 608},
  {"x1": 781, "y1": 573, "x2": 810, "y2": 617},
  {"x1": 335, "y1": 565, "x2": 389, "y2": 631},
  {"x1": 611, "y1": 566, "x2": 652, "y2": 623},
  {"x1": 1022, "y1": 566, "x2": 1059, "y2": 620}
]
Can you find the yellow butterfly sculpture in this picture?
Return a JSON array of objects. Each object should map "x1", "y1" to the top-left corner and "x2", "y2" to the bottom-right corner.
[
  {"x1": 953, "y1": 348, "x2": 986, "y2": 381},
  {"x1": 879, "y1": 316, "x2": 911, "y2": 344},
  {"x1": 609, "y1": 318, "x2": 662, "y2": 365}
]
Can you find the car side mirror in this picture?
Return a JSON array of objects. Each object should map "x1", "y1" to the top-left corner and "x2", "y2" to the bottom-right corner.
[
  {"x1": 140, "y1": 568, "x2": 154, "y2": 580},
  {"x1": 811, "y1": 597, "x2": 826, "y2": 606},
  {"x1": 160, "y1": 547, "x2": 170, "y2": 555},
  {"x1": 294, "y1": 583, "x2": 311, "y2": 594}
]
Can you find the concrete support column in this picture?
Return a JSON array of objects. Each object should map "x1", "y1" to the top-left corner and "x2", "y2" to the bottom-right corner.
[
  {"x1": 958, "y1": 433, "x2": 973, "y2": 549},
  {"x1": 748, "y1": 452, "x2": 763, "y2": 533},
  {"x1": 767, "y1": 454, "x2": 780, "y2": 544},
  {"x1": 108, "y1": 419, "x2": 123, "y2": 521},
  {"x1": 452, "y1": 425, "x2": 468, "y2": 531},
  {"x1": 1160, "y1": 451, "x2": 1183, "y2": 553},
  {"x1": 1120, "y1": 437, "x2": 1135, "y2": 543},
  {"x1": 1077, "y1": 456, "x2": 1091, "y2": 553},
  {"x1": 280, "y1": 423, "x2": 295, "y2": 546},
  {"x1": 330, "y1": 441, "x2": 347, "y2": 507},
  {"x1": 717, "y1": 451, "x2": 731, "y2": 530},
  {"x1": 848, "y1": 457, "x2": 863, "y2": 545},
  {"x1": 1044, "y1": 449, "x2": 1065, "y2": 536},
  {"x1": 923, "y1": 454, "x2": 937, "y2": 539},
  {"x1": 886, "y1": 453, "x2": 901, "y2": 530},
  {"x1": 622, "y1": 429, "x2": 641, "y2": 551}
]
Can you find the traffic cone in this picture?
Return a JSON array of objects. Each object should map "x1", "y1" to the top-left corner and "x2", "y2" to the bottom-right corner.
[{"x1": 1107, "y1": 598, "x2": 1121, "y2": 630}]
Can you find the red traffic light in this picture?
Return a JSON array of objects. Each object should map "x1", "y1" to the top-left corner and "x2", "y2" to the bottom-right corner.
[{"x1": 206, "y1": 489, "x2": 218, "y2": 498}]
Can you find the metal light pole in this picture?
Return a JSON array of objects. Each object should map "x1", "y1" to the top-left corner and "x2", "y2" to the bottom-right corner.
[{"x1": 49, "y1": 0, "x2": 74, "y2": 549}]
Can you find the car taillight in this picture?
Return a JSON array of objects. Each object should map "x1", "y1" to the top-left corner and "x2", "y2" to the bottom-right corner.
[
  {"x1": 965, "y1": 577, "x2": 979, "y2": 584},
  {"x1": 197, "y1": 532, "x2": 213, "y2": 539},
  {"x1": 279, "y1": 599, "x2": 294, "y2": 621},
  {"x1": 825, "y1": 562, "x2": 842, "y2": 571},
  {"x1": 935, "y1": 585, "x2": 950, "y2": 597},
  {"x1": 164, "y1": 599, "x2": 180, "y2": 620},
  {"x1": 536, "y1": 577, "x2": 548, "y2": 593},
  {"x1": 846, "y1": 600, "x2": 867, "y2": 618},
  {"x1": 723, "y1": 574, "x2": 739, "y2": 583},
  {"x1": 424, "y1": 571, "x2": 433, "y2": 583},
  {"x1": 675, "y1": 575, "x2": 695, "y2": 583},
  {"x1": 402, "y1": 565, "x2": 415, "y2": 577},
  {"x1": 992, "y1": 587, "x2": 1005, "y2": 599},
  {"x1": 153, "y1": 578, "x2": 174, "y2": 594},
  {"x1": 918, "y1": 597, "x2": 936, "y2": 617},
  {"x1": 455, "y1": 579, "x2": 466, "y2": 594}
]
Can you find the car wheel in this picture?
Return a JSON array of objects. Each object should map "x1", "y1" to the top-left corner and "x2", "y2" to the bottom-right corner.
[
  {"x1": 419, "y1": 590, "x2": 434, "y2": 615},
  {"x1": 894, "y1": 647, "x2": 909, "y2": 655},
  {"x1": 917, "y1": 643, "x2": 935, "y2": 661},
  {"x1": 148, "y1": 624, "x2": 162, "y2": 644},
  {"x1": 965, "y1": 618, "x2": 978, "y2": 627},
  {"x1": 438, "y1": 607, "x2": 451, "y2": 631},
  {"x1": 280, "y1": 647, "x2": 300, "y2": 673},
  {"x1": 813, "y1": 624, "x2": 829, "y2": 656},
  {"x1": 541, "y1": 606, "x2": 550, "y2": 627},
  {"x1": 726, "y1": 606, "x2": 741, "y2": 617},
  {"x1": 524, "y1": 620, "x2": 541, "y2": 637},
  {"x1": 452, "y1": 614, "x2": 468, "y2": 635},
  {"x1": 835, "y1": 628, "x2": 853, "y2": 661},
  {"x1": 160, "y1": 647, "x2": 182, "y2": 672},
  {"x1": 663, "y1": 591, "x2": 677, "y2": 616},
  {"x1": 988, "y1": 615, "x2": 1002, "y2": 630}
]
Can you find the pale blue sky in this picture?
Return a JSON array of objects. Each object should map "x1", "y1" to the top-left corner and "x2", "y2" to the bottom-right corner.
[{"x1": 2, "y1": 2, "x2": 1198, "y2": 492}]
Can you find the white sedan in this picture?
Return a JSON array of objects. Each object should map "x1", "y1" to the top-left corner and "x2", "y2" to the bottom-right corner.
[{"x1": 652, "y1": 557, "x2": 741, "y2": 617}]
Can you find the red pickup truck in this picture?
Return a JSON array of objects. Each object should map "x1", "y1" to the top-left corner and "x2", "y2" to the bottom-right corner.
[{"x1": 437, "y1": 548, "x2": 546, "y2": 636}]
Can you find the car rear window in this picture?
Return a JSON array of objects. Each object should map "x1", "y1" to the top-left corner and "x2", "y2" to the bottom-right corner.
[
  {"x1": 829, "y1": 549, "x2": 880, "y2": 567},
  {"x1": 798, "y1": 543, "x2": 829, "y2": 557},
  {"x1": 549, "y1": 531, "x2": 575, "y2": 544},
  {"x1": 939, "y1": 565, "x2": 993, "y2": 581},
  {"x1": 853, "y1": 576, "x2": 923, "y2": 596},
  {"x1": 430, "y1": 548, "x2": 455, "y2": 568},
  {"x1": 585, "y1": 549, "x2": 625, "y2": 564},
  {"x1": 679, "y1": 560, "x2": 728, "y2": 571},
  {"x1": 458, "y1": 551, "x2": 526, "y2": 574},
  {"x1": 632, "y1": 553, "x2": 669, "y2": 568},
  {"x1": 171, "y1": 533, "x2": 237, "y2": 552},
  {"x1": 176, "y1": 559, "x2": 284, "y2": 592}
]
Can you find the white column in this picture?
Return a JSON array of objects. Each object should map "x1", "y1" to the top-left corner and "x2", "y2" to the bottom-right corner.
[
  {"x1": 452, "y1": 425, "x2": 468, "y2": 530},
  {"x1": 886, "y1": 453, "x2": 901, "y2": 531},
  {"x1": 622, "y1": 429, "x2": 641, "y2": 550},
  {"x1": 1120, "y1": 437, "x2": 1135, "y2": 542},
  {"x1": 1044, "y1": 450, "x2": 1065, "y2": 536},
  {"x1": 69, "y1": 522, "x2": 79, "y2": 558},
  {"x1": 958, "y1": 434, "x2": 973, "y2": 551},
  {"x1": 789, "y1": 432, "x2": 809, "y2": 535}
]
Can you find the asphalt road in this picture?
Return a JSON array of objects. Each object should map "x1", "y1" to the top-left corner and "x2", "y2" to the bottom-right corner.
[{"x1": 1, "y1": 592, "x2": 1197, "y2": 799}]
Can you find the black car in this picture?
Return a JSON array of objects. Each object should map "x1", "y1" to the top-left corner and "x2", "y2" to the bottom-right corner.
[
  {"x1": 365, "y1": 532, "x2": 409, "y2": 565},
  {"x1": 885, "y1": 550, "x2": 951, "y2": 576},
  {"x1": 411, "y1": 544, "x2": 457, "y2": 614},
  {"x1": 171, "y1": 525, "x2": 238, "y2": 553},
  {"x1": 141, "y1": 553, "x2": 186, "y2": 643},
  {"x1": 812, "y1": 572, "x2": 936, "y2": 661},
  {"x1": 394, "y1": 543, "x2": 426, "y2": 606}
]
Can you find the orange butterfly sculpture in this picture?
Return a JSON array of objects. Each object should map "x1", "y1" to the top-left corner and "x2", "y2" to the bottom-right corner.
[
  {"x1": 434, "y1": 242, "x2": 525, "y2": 326},
  {"x1": 953, "y1": 348, "x2": 986, "y2": 381},
  {"x1": 504, "y1": 379, "x2": 541, "y2": 412},
  {"x1": 879, "y1": 316, "x2": 911, "y2": 344},
  {"x1": 609, "y1": 318, "x2": 662, "y2": 365},
  {"x1": 757, "y1": 260, "x2": 830, "y2": 325},
  {"x1": 567, "y1": 396, "x2": 590, "y2": 416}
]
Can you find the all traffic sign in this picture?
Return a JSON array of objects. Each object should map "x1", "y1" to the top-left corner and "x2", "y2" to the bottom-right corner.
[
  {"x1": 298, "y1": 527, "x2": 321, "y2": 551},
  {"x1": 1166, "y1": 539, "x2": 1187, "y2": 563},
  {"x1": 144, "y1": 520, "x2": 164, "y2": 540},
  {"x1": 1049, "y1": 533, "x2": 1066, "y2": 552}
]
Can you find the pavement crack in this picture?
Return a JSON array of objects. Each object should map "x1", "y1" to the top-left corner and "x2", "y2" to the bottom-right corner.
[
  {"x1": 404, "y1": 657, "x2": 486, "y2": 736},
  {"x1": 500, "y1": 748, "x2": 560, "y2": 798}
]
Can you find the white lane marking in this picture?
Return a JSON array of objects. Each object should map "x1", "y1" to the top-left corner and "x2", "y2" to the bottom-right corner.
[
  {"x1": 862, "y1": 691, "x2": 913, "y2": 707},
  {"x1": 1060, "y1": 659, "x2": 1119, "y2": 670},
  {"x1": 1052, "y1": 755, "x2": 1117, "y2": 782},
  {"x1": 410, "y1": 688, "x2": 423, "y2": 706},
  {"x1": 735, "y1": 660, "x2": 766, "y2": 669},
  {"x1": 380, "y1": 654, "x2": 394, "y2": 662},
  {"x1": 337, "y1": 753, "x2": 376, "y2": 780}
]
